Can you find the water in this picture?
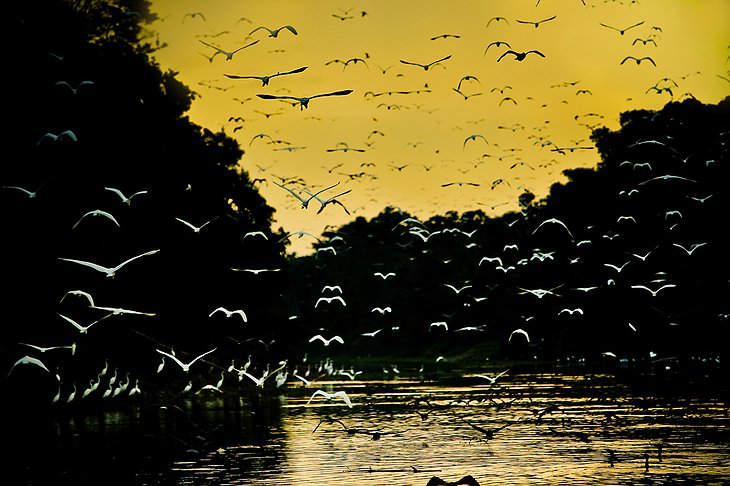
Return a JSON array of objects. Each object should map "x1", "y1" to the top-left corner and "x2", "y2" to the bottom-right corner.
[{"x1": 6, "y1": 370, "x2": 729, "y2": 485}]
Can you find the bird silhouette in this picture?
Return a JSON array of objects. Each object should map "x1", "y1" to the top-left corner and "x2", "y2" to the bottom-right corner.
[
  {"x1": 198, "y1": 39, "x2": 259, "y2": 60},
  {"x1": 257, "y1": 89, "x2": 353, "y2": 109},
  {"x1": 224, "y1": 66, "x2": 307, "y2": 86},
  {"x1": 497, "y1": 50, "x2": 545, "y2": 61},
  {"x1": 399, "y1": 55, "x2": 452, "y2": 70},
  {"x1": 621, "y1": 56, "x2": 656, "y2": 66},
  {"x1": 516, "y1": 15, "x2": 557, "y2": 28},
  {"x1": 427, "y1": 475, "x2": 482, "y2": 486},
  {"x1": 600, "y1": 21, "x2": 645, "y2": 35},
  {"x1": 249, "y1": 25, "x2": 298, "y2": 37}
]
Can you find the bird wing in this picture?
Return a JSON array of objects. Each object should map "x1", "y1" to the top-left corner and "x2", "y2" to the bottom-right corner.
[
  {"x1": 230, "y1": 40, "x2": 260, "y2": 54},
  {"x1": 527, "y1": 50, "x2": 546, "y2": 57},
  {"x1": 188, "y1": 348, "x2": 217, "y2": 367},
  {"x1": 276, "y1": 66, "x2": 308, "y2": 77},
  {"x1": 156, "y1": 349, "x2": 188, "y2": 370},
  {"x1": 429, "y1": 55, "x2": 452, "y2": 66},
  {"x1": 497, "y1": 51, "x2": 516, "y2": 62},
  {"x1": 599, "y1": 23, "x2": 619, "y2": 31},
  {"x1": 626, "y1": 21, "x2": 645, "y2": 31},
  {"x1": 59, "y1": 257, "x2": 112, "y2": 274},
  {"x1": 114, "y1": 249, "x2": 160, "y2": 271},
  {"x1": 281, "y1": 25, "x2": 298, "y2": 35},
  {"x1": 310, "y1": 89, "x2": 354, "y2": 99},
  {"x1": 333, "y1": 391, "x2": 353, "y2": 407},
  {"x1": 57, "y1": 312, "x2": 87, "y2": 332}
]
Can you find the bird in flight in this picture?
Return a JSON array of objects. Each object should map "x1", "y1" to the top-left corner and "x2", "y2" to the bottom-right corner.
[
  {"x1": 427, "y1": 475, "x2": 482, "y2": 486},
  {"x1": 257, "y1": 90, "x2": 353, "y2": 109},
  {"x1": 509, "y1": 328, "x2": 530, "y2": 343},
  {"x1": 303, "y1": 187, "x2": 352, "y2": 215},
  {"x1": 37, "y1": 130, "x2": 77, "y2": 146},
  {"x1": 315, "y1": 295, "x2": 347, "y2": 308},
  {"x1": 463, "y1": 134, "x2": 488, "y2": 148},
  {"x1": 249, "y1": 25, "x2": 298, "y2": 37},
  {"x1": 486, "y1": 17, "x2": 510, "y2": 27},
  {"x1": 104, "y1": 186, "x2": 147, "y2": 205},
  {"x1": 516, "y1": 15, "x2": 557, "y2": 28},
  {"x1": 307, "y1": 389, "x2": 353, "y2": 407},
  {"x1": 209, "y1": 307, "x2": 247, "y2": 321},
  {"x1": 484, "y1": 41, "x2": 511, "y2": 55},
  {"x1": 309, "y1": 335, "x2": 345, "y2": 346},
  {"x1": 72, "y1": 209, "x2": 120, "y2": 229},
  {"x1": 155, "y1": 348, "x2": 216, "y2": 373},
  {"x1": 198, "y1": 39, "x2": 259, "y2": 61},
  {"x1": 532, "y1": 218, "x2": 574, "y2": 239},
  {"x1": 55, "y1": 80, "x2": 94, "y2": 95},
  {"x1": 399, "y1": 55, "x2": 452, "y2": 71},
  {"x1": 498, "y1": 50, "x2": 545, "y2": 62},
  {"x1": 7, "y1": 356, "x2": 51, "y2": 377},
  {"x1": 600, "y1": 21, "x2": 645, "y2": 35},
  {"x1": 175, "y1": 216, "x2": 218, "y2": 233},
  {"x1": 59, "y1": 249, "x2": 159, "y2": 278},
  {"x1": 224, "y1": 66, "x2": 307, "y2": 86},
  {"x1": 58, "y1": 312, "x2": 113, "y2": 335},
  {"x1": 621, "y1": 56, "x2": 656, "y2": 66}
]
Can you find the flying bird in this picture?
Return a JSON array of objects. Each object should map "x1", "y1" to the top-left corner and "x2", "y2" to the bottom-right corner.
[
  {"x1": 175, "y1": 216, "x2": 218, "y2": 233},
  {"x1": 374, "y1": 272, "x2": 396, "y2": 279},
  {"x1": 155, "y1": 348, "x2": 216, "y2": 373},
  {"x1": 497, "y1": 50, "x2": 545, "y2": 62},
  {"x1": 257, "y1": 90, "x2": 353, "y2": 109},
  {"x1": 315, "y1": 296, "x2": 347, "y2": 308},
  {"x1": 484, "y1": 41, "x2": 511, "y2": 54},
  {"x1": 621, "y1": 56, "x2": 656, "y2": 66},
  {"x1": 7, "y1": 355, "x2": 51, "y2": 377},
  {"x1": 463, "y1": 134, "x2": 488, "y2": 148},
  {"x1": 198, "y1": 39, "x2": 259, "y2": 60},
  {"x1": 532, "y1": 218, "x2": 574, "y2": 238},
  {"x1": 58, "y1": 249, "x2": 159, "y2": 278},
  {"x1": 37, "y1": 130, "x2": 77, "y2": 145},
  {"x1": 486, "y1": 17, "x2": 510, "y2": 27},
  {"x1": 426, "y1": 475, "x2": 482, "y2": 486},
  {"x1": 399, "y1": 55, "x2": 452, "y2": 71},
  {"x1": 630, "y1": 284, "x2": 677, "y2": 297},
  {"x1": 209, "y1": 307, "x2": 248, "y2": 321},
  {"x1": 309, "y1": 335, "x2": 345, "y2": 346},
  {"x1": 104, "y1": 186, "x2": 148, "y2": 205},
  {"x1": 307, "y1": 389, "x2": 353, "y2": 407},
  {"x1": 516, "y1": 15, "x2": 557, "y2": 28},
  {"x1": 599, "y1": 21, "x2": 645, "y2": 35},
  {"x1": 249, "y1": 25, "x2": 298, "y2": 37},
  {"x1": 57, "y1": 312, "x2": 113, "y2": 335},
  {"x1": 224, "y1": 66, "x2": 308, "y2": 86},
  {"x1": 72, "y1": 209, "x2": 120, "y2": 229},
  {"x1": 55, "y1": 80, "x2": 94, "y2": 95},
  {"x1": 509, "y1": 328, "x2": 530, "y2": 343}
]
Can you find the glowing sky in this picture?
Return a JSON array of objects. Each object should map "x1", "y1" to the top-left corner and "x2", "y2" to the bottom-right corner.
[{"x1": 146, "y1": 0, "x2": 729, "y2": 255}]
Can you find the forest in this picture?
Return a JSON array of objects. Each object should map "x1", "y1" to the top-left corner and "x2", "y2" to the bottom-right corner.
[{"x1": 2, "y1": 0, "x2": 727, "y2": 410}]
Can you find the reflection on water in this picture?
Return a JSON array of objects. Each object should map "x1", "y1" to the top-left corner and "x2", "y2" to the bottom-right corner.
[{"x1": 7, "y1": 371, "x2": 729, "y2": 485}]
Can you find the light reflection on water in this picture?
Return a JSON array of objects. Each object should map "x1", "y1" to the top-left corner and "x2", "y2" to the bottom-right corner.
[{"x1": 8, "y1": 372, "x2": 729, "y2": 485}]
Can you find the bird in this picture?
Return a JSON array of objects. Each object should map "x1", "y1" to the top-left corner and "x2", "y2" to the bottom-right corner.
[
  {"x1": 104, "y1": 186, "x2": 148, "y2": 205},
  {"x1": 257, "y1": 90, "x2": 353, "y2": 110},
  {"x1": 182, "y1": 11, "x2": 206, "y2": 22},
  {"x1": 430, "y1": 321, "x2": 449, "y2": 331},
  {"x1": 399, "y1": 55, "x2": 452, "y2": 71},
  {"x1": 484, "y1": 41, "x2": 511, "y2": 54},
  {"x1": 516, "y1": 15, "x2": 557, "y2": 28},
  {"x1": 19, "y1": 342, "x2": 75, "y2": 354},
  {"x1": 604, "y1": 262, "x2": 630, "y2": 273},
  {"x1": 37, "y1": 130, "x2": 77, "y2": 145},
  {"x1": 371, "y1": 306, "x2": 392, "y2": 314},
  {"x1": 532, "y1": 218, "x2": 574, "y2": 239},
  {"x1": 249, "y1": 25, "x2": 298, "y2": 37},
  {"x1": 55, "y1": 80, "x2": 94, "y2": 95},
  {"x1": 497, "y1": 50, "x2": 545, "y2": 62},
  {"x1": 60, "y1": 289, "x2": 95, "y2": 307},
  {"x1": 633, "y1": 38, "x2": 658, "y2": 46},
  {"x1": 198, "y1": 39, "x2": 259, "y2": 60},
  {"x1": 309, "y1": 335, "x2": 344, "y2": 346},
  {"x1": 58, "y1": 312, "x2": 113, "y2": 334},
  {"x1": 156, "y1": 356, "x2": 165, "y2": 373},
  {"x1": 486, "y1": 17, "x2": 510, "y2": 27},
  {"x1": 630, "y1": 284, "x2": 676, "y2": 297},
  {"x1": 672, "y1": 242, "x2": 707, "y2": 255},
  {"x1": 600, "y1": 21, "x2": 645, "y2": 35},
  {"x1": 444, "y1": 284, "x2": 473, "y2": 294},
  {"x1": 59, "y1": 249, "x2": 159, "y2": 277},
  {"x1": 307, "y1": 389, "x2": 353, "y2": 408},
  {"x1": 2, "y1": 183, "x2": 47, "y2": 199},
  {"x1": 474, "y1": 369, "x2": 509, "y2": 384},
  {"x1": 463, "y1": 134, "x2": 488, "y2": 148},
  {"x1": 559, "y1": 308, "x2": 584, "y2": 316},
  {"x1": 374, "y1": 272, "x2": 396, "y2": 279},
  {"x1": 223, "y1": 66, "x2": 307, "y2": 86},
  {"x1": 315, "y1": 296, "x2": 347, "y2": 308},
  {"x1": 509, "y1": 328, "x2": 530, "y2": 343},
  {"x1": 621, "y1": 56, "x2": 656, "y2": 66},
  {"x1": 304, "y1": 187, "x2": 352, "y2": 215},
  {"x1": 427, "y1": 476, "x2": 481, "y2": 486},
  {"x1": 155, "y1": 348, "x2": 216, "y2": 373},
  {"x1": 442, "y1": 182, "x2": 479, "y2": 187},
  {"x1": 72, "y1": 209, "x2": 120, "y2": 229},
  {"x1": 209, "y1": 307, "x2": 248, "y2": 322},
  {"x1": 7, "y1": 356, "x2": 51, "y2": 376},
  {"x1": 175, "y1": 216, "x2": 218, "y2": 233}
]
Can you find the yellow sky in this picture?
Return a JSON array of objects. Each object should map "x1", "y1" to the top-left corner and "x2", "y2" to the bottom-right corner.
[{"x1": 146, "y1": 0, "x2": 729, "y2": 255}]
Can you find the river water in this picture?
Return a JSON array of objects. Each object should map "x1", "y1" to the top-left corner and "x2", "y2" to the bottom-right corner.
[{"x1": 6, "y1": 367, "x2": 729, "y2": 485}]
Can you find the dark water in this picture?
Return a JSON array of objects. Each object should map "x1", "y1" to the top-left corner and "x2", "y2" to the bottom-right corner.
[{"x1": 6, "y1": 369, "x2": 729, "y2": 485}]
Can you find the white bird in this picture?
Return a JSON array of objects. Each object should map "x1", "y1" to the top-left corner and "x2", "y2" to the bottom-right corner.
[
  {"x1": 156, "y1": 356, "x2": 165, "y2": 373},
  {"x1": 198, "y1": 39, "x2": 259, "y2": 60},
  {"x1": 91, "y1": 305, "x2": 155, "y2": 316},
  {"x1": 230, "y1": 267, "x2": 281, "y2": 274},
  {"x1": 175, "y1": 216, "x2": 219, "y2": 233},
  {"x1": 7, "y1": 355, "x2": 51, "y2": 376},
  {"x1": 196, "y1": 384, "x2": 223, "y2": 395},
  {"x1": 673, "y1": 242, "x2": 707, "y2": 256},
  {"x1": 509, "y1": 328, "x2": 530, "y2": 343},
  {"x1": 183, "y1": 381, "x2": 193, "y2": 393},
  {"x1": 209, "y1": 307, "x2": 248, "y2": 322},
  {"x1": 155, "y1": 348, "x2": 217, "y2": 372},
  {"x1": 37, "y1": 129, "x2": 77, "y2": 146},
  {"x1": 59, "y1": 289, "x2": 95, "y2": 307},
  {"x1": 321, "y1": 285, "x2": 343, "y2": 294},
  {"x1": 104, "y1": 186, "x2": 148, "y2": 205},
  {"x1": 337, "y1": 369, "x2": 363, "y2": 380},
  {"x1": 315, "y1": 295, "x2": 347, "y2": 308},
  {"x1": 307, "y1": 389, "x2": 353, "y2": 408},
  {"x1": 630, "y1": 284, "x2": 677, "y2": 297},
  {"x1": 19, "y1": 342, "x2": 74, "y2": 354},
  {"x1": 533, "y1": 218, "x2": 574, "y2": 238},
  {"x1": 430, "y1": 321, "x2": 449, "y2": 331},
  {"x1": 243, "y1": 230, "x2": 268, "y2": 240},
  {"x1": 293, "y1": 373, "x2": 312, "y2": 386},
  {"x1": 2, "y1": 183, "x2": 46, "y2": 199},
  {"x1": 58, "y1": 312, "x2": 113, "y2": 334},
  {"x1": 444, "y1": 283, "x2": 473, "y2": 294},
  {"x1": 479, "y1": 256, "x2": 503, "y2": 267},
  {"x1": 58, "y1": 249, "x2": 160, "y2": 278},
  {"x1": 360, "y1": 329, "x2": 383, "y2": 337},
  {"x1": 374, "y1": 272, "x2": 396, "y2": 279},
  {"x1": 309, "y1": 335, "x2": 344, "y2": 346},
  {"x1": 604, "y1": 261, "x2": 630, "y2": 273},
  {"x1": 558, "y1": 308, "x2": 584, "y2": 316},
  {"x1": 66, "y1": 383, "x2": 77, "y2": 403},
  {"x1": 474, "y1": 369, "x2": 509, "y2": 384},
  {"x1": 371, "y1": 306, "x2": 392, "y2": 314}
]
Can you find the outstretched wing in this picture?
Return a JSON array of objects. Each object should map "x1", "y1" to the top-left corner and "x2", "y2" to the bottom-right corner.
[
  {"x1": 59, "y1": 257, "x2": 112, "y2": 275},
  {"x1": 310, "y1": 89, "x2": 354, "y2": 99},
  {"x1": 114, "y1": 249, "x2": 160, "y2": 271}
]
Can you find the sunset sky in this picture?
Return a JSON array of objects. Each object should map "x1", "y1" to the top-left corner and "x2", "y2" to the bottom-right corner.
[{"x1": 146, "y1": 0, "x2": 729, "y2": 255}]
